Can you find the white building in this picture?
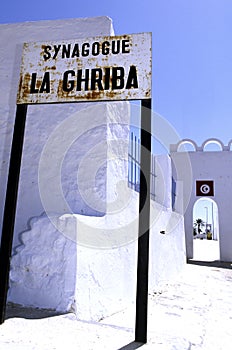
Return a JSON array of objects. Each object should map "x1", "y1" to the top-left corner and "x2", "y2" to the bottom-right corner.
[
  {"x1": 170, "y1": 138, "x2": 232, "y2": 262},
  {"x1": 0, "y1": 17, "x2": 186, "y2": 320}
]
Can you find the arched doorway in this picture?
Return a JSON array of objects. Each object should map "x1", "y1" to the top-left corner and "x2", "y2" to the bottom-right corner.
[{"x1": 192, "y1": 198, "x2": 220, "y2": 261}]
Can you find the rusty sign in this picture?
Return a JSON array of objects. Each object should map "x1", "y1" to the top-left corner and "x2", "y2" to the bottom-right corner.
[{"x1": 17, "y1": 33, "x2": 152, "y2": 104}]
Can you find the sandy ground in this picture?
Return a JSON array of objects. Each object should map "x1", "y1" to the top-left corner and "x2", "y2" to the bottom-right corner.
[{"x1": 0, "y1": 240, "x2": 232, "y2": 350}]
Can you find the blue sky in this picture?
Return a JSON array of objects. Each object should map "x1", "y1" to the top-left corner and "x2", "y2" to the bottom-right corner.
[{"x1": 1, "y1": 0, "x2": 232, "y2": 147}]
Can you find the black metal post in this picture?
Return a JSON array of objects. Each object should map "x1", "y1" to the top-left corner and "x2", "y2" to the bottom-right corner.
[
  {"x1": 135, "y1": 98, "x2": 151, "y2": 343},
  {"x1": 0, "y1": 104, "x2": 28, "y2": 324}
]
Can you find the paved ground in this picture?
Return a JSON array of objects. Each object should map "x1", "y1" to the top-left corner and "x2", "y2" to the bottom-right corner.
[{"x1": 0, "y1": 240, "x2": 232, "y2": 349}]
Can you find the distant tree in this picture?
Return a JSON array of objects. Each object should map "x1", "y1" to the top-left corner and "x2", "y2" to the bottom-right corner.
[{"x1": 193, "y1": 218, "x2": 205, "y2": 234}]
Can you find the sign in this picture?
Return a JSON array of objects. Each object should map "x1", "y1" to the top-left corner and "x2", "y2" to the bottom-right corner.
[
  {"x1": 196, "y1": 180, "x2": 214, "y2": 196},
  {"x1": 17, "y1": 33, "x2": 151, "y2": 104},
  {"x1": 1, "y1": 31, "x2": 152, "y2": 341}
]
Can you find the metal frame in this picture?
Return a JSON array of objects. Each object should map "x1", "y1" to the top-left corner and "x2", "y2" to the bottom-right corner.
[
  {"x1": 135, "y1": 99, "x2": 151, "y2": 343},
  {"x1": 0, "y1": 99, "x2": 151, "y2": 345}
]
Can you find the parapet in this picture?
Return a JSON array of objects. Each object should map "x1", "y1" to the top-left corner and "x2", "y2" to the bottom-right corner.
[{"x1": 170, "y1": 138, "x2": 232, "y2": 152}]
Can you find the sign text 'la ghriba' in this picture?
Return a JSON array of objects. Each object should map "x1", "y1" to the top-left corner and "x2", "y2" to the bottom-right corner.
[{"x1": 17, "y1": 33, "x2": 151, "y2": 104}]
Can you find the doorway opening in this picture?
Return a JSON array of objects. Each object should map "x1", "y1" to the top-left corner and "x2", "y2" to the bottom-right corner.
[{"x1": 192, "y1": 198, "x2": 220, "y2": 261}]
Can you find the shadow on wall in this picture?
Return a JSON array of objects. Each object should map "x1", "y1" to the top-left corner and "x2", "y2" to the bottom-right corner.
[
  {"x1": 5, "y1": 302, "x2": 65, "y2": 320},
  {"x1": 188, "y1": 259, "x2": 232, "y2": 270}
]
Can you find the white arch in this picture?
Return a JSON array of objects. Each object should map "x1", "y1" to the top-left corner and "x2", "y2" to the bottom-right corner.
[
  {"x1": 227, "y1": 139, "x2": 232, "y2": 150},
  {"x1": 192, "y1": 198, "x2": 220, "y2": 259},
  {"x1": 201, "y1": 138, "x2": 224, "y2": 151},
  {"x1": 176, "y1": 138, "x2": 198, "y2": 152}
]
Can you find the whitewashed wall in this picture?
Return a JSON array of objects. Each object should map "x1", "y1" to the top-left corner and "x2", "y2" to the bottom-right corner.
[
  {"x1": 9, "y1": 194, "x2": 185, "y2": 321},
  {"x1": 154, "y1": 154, "x2": 172, "y2": 210},
  {"x1": 171, "y1": 141, "x2": 232, "y2": 262},
  {"x1": 0, "y1": 16, "x2": 114, "y2": 244},
  {"x1": 0, "y1": 17, "x2": 186, "y2": 320}
]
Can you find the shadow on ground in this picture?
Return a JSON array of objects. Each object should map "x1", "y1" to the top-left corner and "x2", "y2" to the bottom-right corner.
[
  {"x1": 188, "y1": 259, "x2": 232, "y2": 270},
  {"x1": 117, "y1": 341, "x2": 144, "y2": 350},
  {"x1": 5, "y1": 302, "x2": 66, "y2": 320}
]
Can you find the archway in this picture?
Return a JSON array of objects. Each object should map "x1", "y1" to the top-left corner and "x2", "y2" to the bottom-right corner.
[
  {"x1": 192, "y1": 198, "x2": 220, "y2": 261},
  {"x1": 177, "y1": 139, "x2": 197, "y2": 152},
  {"x1": 202, "y1": 138, "x2": 224, "y2": 151}
]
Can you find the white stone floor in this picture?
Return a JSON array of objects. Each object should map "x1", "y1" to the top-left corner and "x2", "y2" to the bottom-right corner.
[
  {"x1": 193, "y1": 239, "x2": 220, "y2": 261},
  {"x1": 0, "y1": 240, "x2": 232, "y2": 349}
]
